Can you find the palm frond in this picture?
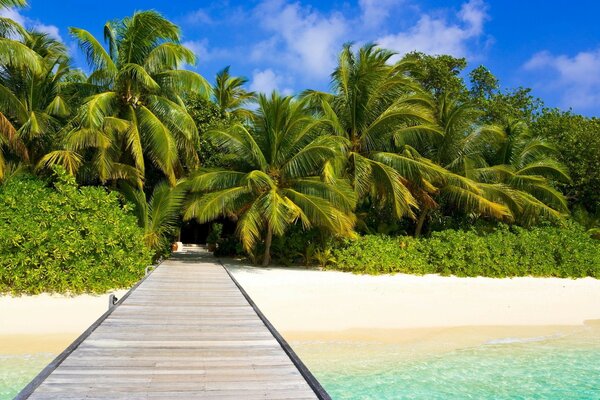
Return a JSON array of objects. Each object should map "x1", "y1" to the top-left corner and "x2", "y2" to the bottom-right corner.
[
  {"x1": 37, "y1": 150, "x2": 82, "y2": 175},
  {"x1": 136, "y1": 105, "x2": 178, "y2": 184},
  {"x1": 155, "y1": 70, "x2": 211, "y2": 97},
  {"x1": 117, "y1": 63, "x2": 159, "y2": 91},
  {"x1": 69, "y1": 27, "x2": 117, "y2": 74},
  {"x1": 206, "y1": 124, "x2": 267, "y2": 170},
  {"x1": 184, "y1": 186, "x2": 252, "y2": 223},
  {"x1": 0, "y1": 38, "x2": 42, "y2": 73}
]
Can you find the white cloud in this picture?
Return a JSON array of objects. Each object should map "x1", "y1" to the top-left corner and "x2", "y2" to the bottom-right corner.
[
  {"x1": 377, "y1": 0, "x2": 488, "y2": 59},
  {"x1": 246, "y1": 0, "x2": 490, "y2": 88},
  {"x1": 359, "y1": 0, "x2": 403, "y2": 28},
  {"x1": 183, "y1": 39, "x2": 230, "y2": 63},
  {"x1": 184, "y1": 9, "x2": 214, "y2": 25},
  {"x1": 0, "y1": 7, "x2": 62, "y2": 42},
  {"x1": 32, "y1": 23, "x2": 62, "y2": 42},
  {"x1": 0, "y1": 7, "x2": 25, "y2": 26},
  {"x1": 249, "y1": 68, "x2": 293, "y2": 95},
  {"x1": 458, "y1": 0, "x2": 487, "y2": 36},
  {"x1": 253, "y1": 0, "x2": 347, "y2": 77},
  {"x1": 181, "y1": 0, "x2": 492, "y2": 94},
  {"x1": 523, "y1": 48, "x2": 600, "y2": 111}
]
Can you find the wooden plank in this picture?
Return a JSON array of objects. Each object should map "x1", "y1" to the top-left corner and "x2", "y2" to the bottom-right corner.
[{"x1": 19, "y1": 247, "x2": 329, "y2": 400}]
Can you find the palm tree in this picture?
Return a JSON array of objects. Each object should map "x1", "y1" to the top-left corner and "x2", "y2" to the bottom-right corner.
[
  {"x1": 396, "y1": 95, "x2": 512, "y2": 235},
  {"x1": 41, "y1": 11, "x2": 210, "y2": 187},
  {"x1": 120, "y1": 181, "x2": 187, "y2": 256},
  {"x1": 213, "y1": 66, "x2": 255, "y2": 120},
  {"x1": 401, "y1": 97, "x2": 568, "y2": 233},
  {"x1": 303, "y1": 44, "x2": 441, "y2": 220},
  {"x1": 0, "y1": 4, "x2": 47, "y2": 179},
  {"x1": 184, "y1": 93, "x2": 356, "y2": 266},
  {"x1": 0, "y1": 32, "x2": 76, "y2": 180},
  {"x1": 478, "y1": 119, "x2": 570, "y2": 224}
]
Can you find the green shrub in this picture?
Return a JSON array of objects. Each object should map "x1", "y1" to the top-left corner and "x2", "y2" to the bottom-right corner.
[
  {"x1": 330, "y1": 224, "x2": 600, "y2": 278},
  {"x1": 214, "y1": 234, "x2": 245, "y2": 257},
  {"x1": 0, "y1": 169, "x2": 153, "y2": 295},
  {"x1": 207, "y1": 223, "x2": 223, "y2": 245},
  {"x1": 270, "y1": 224, "x2": 322, "y2": 266}
]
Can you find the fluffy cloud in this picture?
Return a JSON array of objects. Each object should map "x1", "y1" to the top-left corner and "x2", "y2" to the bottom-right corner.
[
  {"x1": 0, "y1": 7, "x2": 25, "y2": 26},
  {"x1": 0, "y1": 7, "x2": 62, "y2": 42},
  {"x1": 184, "y1": 9, "x2": 214, "y2": 25},
  {"x1": 252, "y1": 0, "x2": 347, "y2": 78},
  {"x1": 32, "y1": 23, "x2": 62, "y2": 41},
  {"x1": 249, "y1": 68, "x2": 293, "y2": 95},
  {"x1": 359, "y1": 0, "x2": 404, "y2": 28},
  {"x1": 523, "y1": 49, "x2": 600, "y2": 111},
  {"x1": 250, "y1": 0, "x2": 489, "y2": 84},
  {"x1": 181, "y1": 0, "x2": 491, "y2": 93},
  {"x1": 377, "y1": 0, "x2": 488, "y2": 59},
  {"x1": 182, "y1": 39, "x2": 230, "y2": 63}
]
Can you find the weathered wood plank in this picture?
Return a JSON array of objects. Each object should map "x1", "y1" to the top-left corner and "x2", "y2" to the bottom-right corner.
[{"x1": 21, "y1": 247, "x2": 327, "y2": 399}]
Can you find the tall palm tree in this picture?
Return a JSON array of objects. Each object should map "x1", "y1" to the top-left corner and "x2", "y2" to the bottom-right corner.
[
  {"x1": 303, "y1": 44, "x2": 441, "y2": 220},
  {"x1": 184, "y1": 93, "x2": 356, "y2": 266},
  {"x1": 213, "y1": 66, "x2": 254, "y2": 120},
  {"x1": 0, "y1": 3, "x2": 46, "y2": 179},
  {"x1": 478, "y1": 119, "x2": 570, "y2": 224},
  {"x1": 0, "y1": 32, "x2": 76, "y2": 179},
  {"x1": 396, "y1": 95, "x2": 512, "y2": 235},
  {"x1": 41, "y1": 11, "x2": 210, "y2": 187},
  {"x1": 401, "y1": 97, "x2": 568, "y2": 233}
]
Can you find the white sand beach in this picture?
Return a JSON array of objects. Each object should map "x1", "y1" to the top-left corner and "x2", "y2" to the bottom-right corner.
[
  {"x1": 2, "y1": 265, "x2": 600, "y2": 352},
  {"x1": 225, "y1": 263, "x2": 600, "y2": 335},
  {"x1": 0, "y1": 290, "x2": 127, "y2": 353}
]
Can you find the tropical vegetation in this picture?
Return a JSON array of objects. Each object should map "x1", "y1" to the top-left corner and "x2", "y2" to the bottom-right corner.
[
  {"x1": 0, "y1": 3, "x2": 598, "y2": 293},
  {"x1": 331, "y1": 223, "x2": 600, "y2": 277},
  {"x1": 184, "y1": 93, "x2": 355, "y2": 265},
  {"x1": 0, "y1": 167, "x2": 152, "y2": 294}
]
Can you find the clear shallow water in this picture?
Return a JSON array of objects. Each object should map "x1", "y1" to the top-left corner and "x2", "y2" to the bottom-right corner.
[
  {"x1": 0, "y1": 353, "x2": 53, "y2": 400},
  {"x1": 2, "y1": 329, "x2": 599, "y2": 399},
  {"x1": 293, "y1": 328, "x2": 600, "y2": 399}
]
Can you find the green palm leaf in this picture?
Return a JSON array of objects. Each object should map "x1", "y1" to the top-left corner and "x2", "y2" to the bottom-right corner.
[{"x1": 69, "y1": 27, "x2": 117, "y2": 74}]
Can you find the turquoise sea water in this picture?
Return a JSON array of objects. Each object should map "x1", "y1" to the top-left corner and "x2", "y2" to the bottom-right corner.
[
  {"x1": 0, "y1": 353, "x2": 53, "y2": 400},
  {"x1": 293, "y1": 327, "x2": 600, "y2": 399},
  {"x1": 2, "y1": 328, "x2": 599, "y2": 399}
]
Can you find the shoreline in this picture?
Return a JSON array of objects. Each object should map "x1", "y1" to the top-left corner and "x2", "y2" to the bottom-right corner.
[
  {"x1": 0, "y1": 290, "x2": 128, "y2": 335},
  {"x1": 2, "y1": 265, "x2": 600, "y2": 354}
]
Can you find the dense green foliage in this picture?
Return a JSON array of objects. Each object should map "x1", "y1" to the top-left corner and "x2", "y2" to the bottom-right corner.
[
  {"x1": 331, "y1": 225, "x2": 600, "y2": 277},
  {"x1": 41, "y1": 10, "x2": 209, "y2": 187},
  {"x1": 532, "y1": 110, "x2": 600, "y2": 214},
  {"x1": 0, "y1": 169, "x2": 152, "y2": 294},
  {"x1": 0, "y1": 4, "x2": 597, "y2": 283}
]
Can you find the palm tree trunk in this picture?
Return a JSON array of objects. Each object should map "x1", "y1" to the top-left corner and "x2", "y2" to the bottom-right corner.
[
  {"x1": 415, "y1": 207, "x2": 429, "y2": 237},
  {"x1": 262, "y1": 225, "x2": 273, "y2": 267}
]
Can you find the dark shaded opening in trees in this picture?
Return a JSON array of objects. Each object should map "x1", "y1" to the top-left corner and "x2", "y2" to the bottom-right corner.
[{"x1": 179, "y1": 218, "x2": 236, "y2": 244}]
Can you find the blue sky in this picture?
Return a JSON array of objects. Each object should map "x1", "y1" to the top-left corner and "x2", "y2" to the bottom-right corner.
[{"x1": 4, "y1": 0, "x2": 600, "y2": 115}]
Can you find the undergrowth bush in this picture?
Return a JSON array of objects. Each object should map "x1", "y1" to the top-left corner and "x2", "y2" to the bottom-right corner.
[
  {"x1": 0, "y1": 168, "x2": 153, "y2": 295},
  {"x1": 331, "y1": 224, "x2": 600, "y2": 278}
]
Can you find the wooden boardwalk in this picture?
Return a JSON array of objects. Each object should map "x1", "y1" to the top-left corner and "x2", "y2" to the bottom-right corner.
[{"x1": 18, "y1": 248, "x2": 329, "y2": 400}]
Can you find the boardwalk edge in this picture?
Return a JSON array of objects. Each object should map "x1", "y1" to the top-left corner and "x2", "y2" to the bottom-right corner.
[{"x1": 220, "y1": 260, "x2": 332, "y2": 400}]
